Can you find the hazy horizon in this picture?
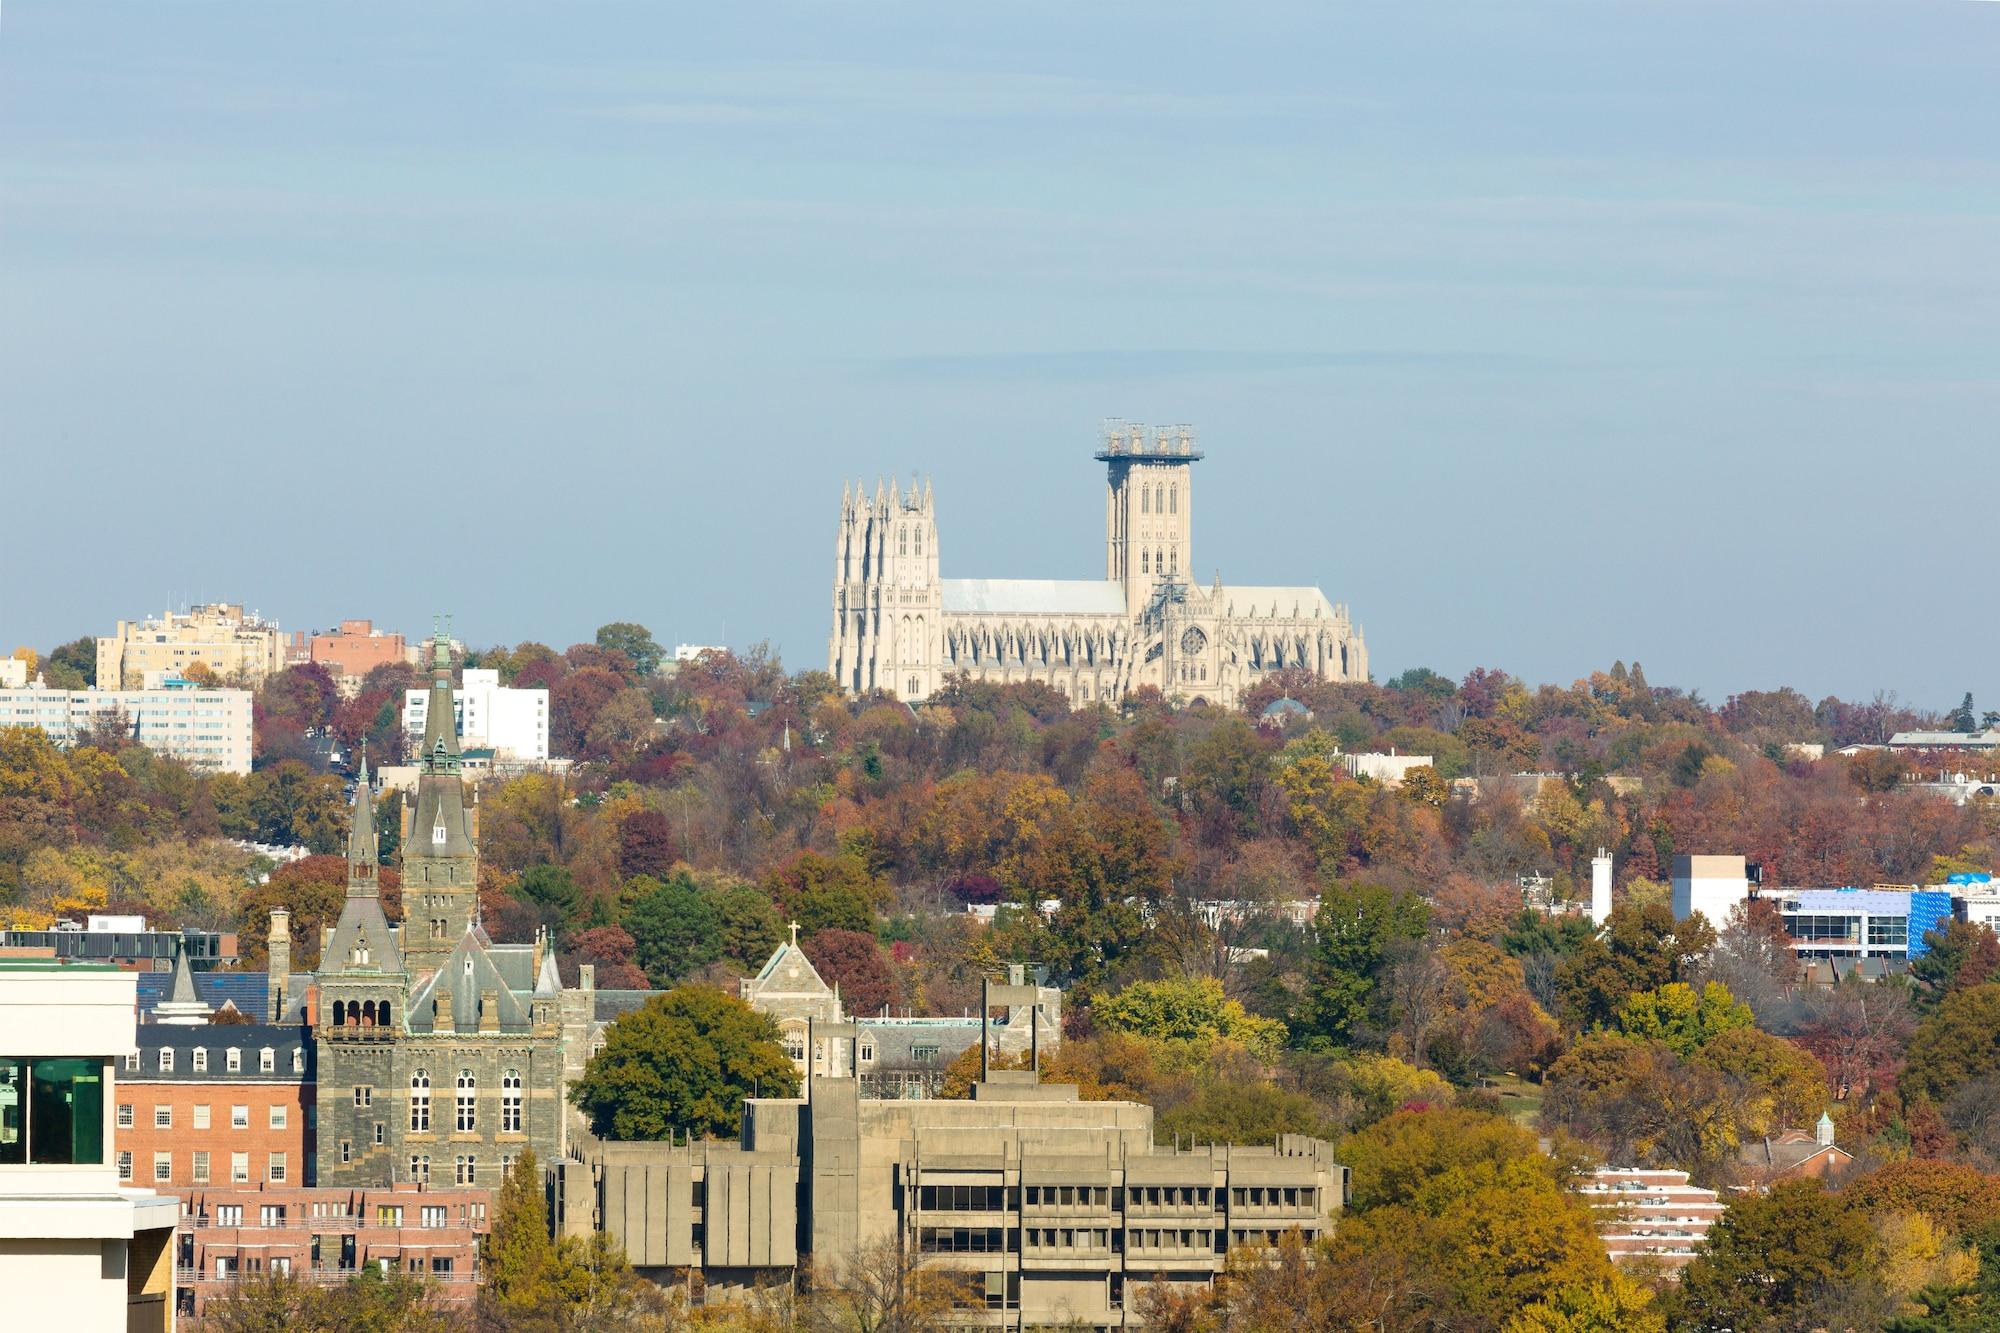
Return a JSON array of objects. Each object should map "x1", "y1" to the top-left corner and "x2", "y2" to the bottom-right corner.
[{"x1": 3, "y1": 2, "x2": 1996, "y2": 709}]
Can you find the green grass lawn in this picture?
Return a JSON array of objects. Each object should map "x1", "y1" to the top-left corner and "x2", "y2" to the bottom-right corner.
[{"x1": 1483, "y1": 1072, "x2": 1543, "y2": 1127}]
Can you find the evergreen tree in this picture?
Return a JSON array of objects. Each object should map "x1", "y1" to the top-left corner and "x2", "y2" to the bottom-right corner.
[{"x1": 481, "y1": 1150, "x2": 555, "y2": 1316}]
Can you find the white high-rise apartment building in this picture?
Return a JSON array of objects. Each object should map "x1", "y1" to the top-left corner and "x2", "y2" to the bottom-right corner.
[
  {"x1": 403, "y1": 668, "x2": 550, "y2": 761},
  {"x1": 0, "y1": 680, "x2": 253, "y2": 774}
]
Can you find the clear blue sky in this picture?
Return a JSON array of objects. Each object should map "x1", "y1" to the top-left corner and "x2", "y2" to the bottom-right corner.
[{"x1": 3, "y1": 2, "x2": 1995, "y2": 707}]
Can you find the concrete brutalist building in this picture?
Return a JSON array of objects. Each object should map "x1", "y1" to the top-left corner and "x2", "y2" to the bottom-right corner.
[{"x1": 558, "y1": 1010, "x2": 1345, "y2": 1330}]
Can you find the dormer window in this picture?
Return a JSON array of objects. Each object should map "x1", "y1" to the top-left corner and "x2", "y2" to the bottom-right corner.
[
  {"x1": 464, "y1": 958, "x2": 475, "y2": 978},
  {"x1": 432, "y1": 818, "x2": 447, "y2": 845},
  {"x1": 353, "y1": 941, "x2": 369, "y2": 966}
]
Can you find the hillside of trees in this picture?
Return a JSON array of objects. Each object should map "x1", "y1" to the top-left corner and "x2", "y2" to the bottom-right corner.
[{"x1": 11, "y1": 630, "x2": 2000, "y2": 1328}]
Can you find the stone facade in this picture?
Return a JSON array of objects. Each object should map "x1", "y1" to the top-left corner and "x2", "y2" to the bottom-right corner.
[
  {"x1": 305, "y1": 631, "x2": 586, "y2": 1192},
  {"x1": 739, "y1": 937, "x2": 1059, "y2": 1096},
  {"x1": 829, "y1": 423, "x2": 1368, "y2": 709}
]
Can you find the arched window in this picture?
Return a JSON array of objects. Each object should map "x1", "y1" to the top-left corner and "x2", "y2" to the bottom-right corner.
[
  {"x1": 914, "y1": 528, "x2": 923, "y2": 556},
  {"x1": 379, "y1": 1000, "x2": 391, "y2": 1029},
  {"x1": 1170, "y1": 485, "x2": 1177, "y2": 514},
  {"x1": 456, "y1": 1069, "x2": 476, "y2": 1132},
  {"x1": 898, "y1": 527, "x2": 908, "y2": 555},
  {"x1": 410, "y1": 1070, "x2": 431, "y2": 1132},
  {"x1": 1141, "y1": 549, "x2": 1150, "y2": 573},
  {"x1": 502, "y1": 1069, "x2": 523, "y2": 1134},
  {"x1": 1169, "y1": 547, "x2": 1178, "y2": 574},
  {"x1": 1141, "y1": 487, "x2": 1150, "y2": 514},
  {"x1": 1156, "y1": 549, "x2": 1166, "y2": 576},
  {"x1": 332, "y1": 1000, "x2": 345, "y2": 1027}
]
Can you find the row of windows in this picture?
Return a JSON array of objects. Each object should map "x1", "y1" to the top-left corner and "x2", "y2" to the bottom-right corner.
[
  {"x1": 1138, "y1": 482, "x2": 1180, "y2": 515},
  {"x1": 917, "y1": 1226, "x2": 1005, "y2": 1254},
  {"x1": 1129, "y1": 1228, "x2": 1220, "y2": 1252},
  {"x1": 120, "y1": 1103, "x2": 283, "y2": 1130},
  {"x1": 127, "y1": 1046, "x2": 297, "y2": 1075},
  {"x1": 909, "y1": 1182, "x2": 1315, "y2": 1214},
  {"x1": 405, "y1": 1153, "x2": 507, "y2": 1185},
  {"x1": 1025, "y1": 1228, "x2": 1116, "y2": 1251},
  {"x1": 1138, "y1": 547, "x2": 1179, "y2": 576},
  {"x1": 198, "y1": 1254, "x2": 455, "y2": 1279},
  {"x1": 406, "y1": 1069, "x2": 524, "y2": 1133},
  {"x1": 119, "y1": 1149, "x2": 284, "y2": 1184}
]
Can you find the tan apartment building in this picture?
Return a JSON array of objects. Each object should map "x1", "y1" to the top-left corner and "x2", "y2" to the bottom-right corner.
[
  {"x1": 558, "y1": 1068, "x2": 1346, "y2": 1330},
  {"x1": 97, "y1": 604, "x2": 285, "y2": 690}
]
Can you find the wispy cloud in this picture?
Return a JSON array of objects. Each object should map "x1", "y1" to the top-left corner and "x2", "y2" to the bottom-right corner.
[{"x1": 872, "y1": 348, "x2": 1541, "y2": 382}]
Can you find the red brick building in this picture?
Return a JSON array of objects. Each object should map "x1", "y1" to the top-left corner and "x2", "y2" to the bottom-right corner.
[
  {"x1": 117, "y1": 1024, "x2": 316, "y2": 1190},
  {"x1": 292, "y1": 619, "x2": 411, "y2": 683},
  {"x1": 173, "y1": 1181, "x2": 490, "y2": 1320}
]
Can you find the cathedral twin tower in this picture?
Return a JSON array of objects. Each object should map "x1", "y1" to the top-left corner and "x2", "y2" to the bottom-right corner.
[{"x1": 829, "y1": 422, "x2": 1367, "y2": 709}]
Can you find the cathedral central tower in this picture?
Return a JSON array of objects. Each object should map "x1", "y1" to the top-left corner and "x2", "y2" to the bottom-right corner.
[{"x1": 1098, "y1": 421, "x2": 1201, "y2": 616}]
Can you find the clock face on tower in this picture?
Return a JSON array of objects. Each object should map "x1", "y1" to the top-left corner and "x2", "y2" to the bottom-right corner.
[{"x1": 1179, "y1": 626, "x2": 1208, "y2": 656}]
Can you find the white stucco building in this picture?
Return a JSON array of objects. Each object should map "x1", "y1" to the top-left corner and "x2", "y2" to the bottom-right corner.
[
  {"x1": 403, "y1": 667, "x2": 550, "y2": 761},
  {"x1": 0, "y1": 680, "x2": 253, "y2": 774},
  {"x1": 0, "y1": 962, "x2": 179, "y2": 1331},
  {"x1": 829, "y1": 423, "x2": 1369, "y2": 708}
]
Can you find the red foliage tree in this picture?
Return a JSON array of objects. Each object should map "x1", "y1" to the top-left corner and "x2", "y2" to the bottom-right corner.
[
  {"x1": 804, "y1": 928, "x2": 898, "y2": 1016},
  {"x1": 617, "y1": 808, "x2": 678, "y2": 881}
]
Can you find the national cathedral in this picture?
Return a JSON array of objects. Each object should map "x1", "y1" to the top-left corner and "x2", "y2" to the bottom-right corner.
[{"x1": 829, "y1": 422, "x2": 1369, "y2": 708}]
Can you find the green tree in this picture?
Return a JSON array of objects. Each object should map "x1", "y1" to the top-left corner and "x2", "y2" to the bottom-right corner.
[
  {"x1": 1505, "y1": 1274, "x2": 1665, "y2": 1333},
  {"x1": 622, "y1": 873, "x2": 721, "y2": 985},
  {"x1": 1913, "y1": 920, "x2": 2000, "y2": 1003},
  {"x1": 41, "y1": 636, "x2": 95, "y2": 688},
  {"x1": 482, "y1": 1149, "x2": 556, "y2": 1316},
  {"x1": 1613, "y1": 980, "x2": 1753, "y2": 1056},
  {"x1": 570, "y1": 985, "x2": 799, "y2": 1141},
  {"x1": 1675, "y1": 1179, "x2": 1882, "y2": 1332},
  {"x1": 1554, "y1": 899, "x2": 1715, "y2": 1029},
  {"x1": 1094, "y1": 976, "x2": 1287, "y2": 1058},
  {"x1": 1905, "y1": 982, "x2": 2000, "y2": 1107},
  {"x1": 513, "y1": 864, "x2": 584, "y2": 939},
  {"x1": 1948, "y1": 693, "x2": 1978, "y2": 733},
  {"x1": 1305, "y1": 879, "x2": 1430, "y2": 1048},
  {"x1": 715, "y1": 883, "x2": 784, "y2": 969},
  {"x1": 594, "y1": 622, "x2": 665, "y2": 677}
]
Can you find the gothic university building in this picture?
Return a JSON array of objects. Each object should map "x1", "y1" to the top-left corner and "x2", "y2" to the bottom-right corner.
[
  {"x1": 828, "y1": 422, "x2": 1369, "y2": 709},
  {"x1": 304, "y1": 631, "x2": 583, "y2": 1190}
]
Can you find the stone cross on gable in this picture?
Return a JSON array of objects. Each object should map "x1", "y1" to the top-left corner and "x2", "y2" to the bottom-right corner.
[{"x1": 789, "y1": 921, "x2": 800, "y2": 947}]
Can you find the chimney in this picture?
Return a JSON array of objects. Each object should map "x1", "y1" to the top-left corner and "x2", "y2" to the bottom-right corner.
[
  {"x1": 579, "y1": 964, "x2": 596, "y2": 992},
  {"x1": 435, "y1": 989, "x2": 454, "y2": 1033},
  {"x1": 531, "y1": 926, "x2": 545, "y2": 982},
  {"x1": 268, "y1": 909, "x2": 291, "y2": 1023},
  {"x1": 480, "y1": 990, "x2": 500, "y2": 1033},
  {"x1": 1590, "y1": 849, "x2": 1614, "y2": 927}
]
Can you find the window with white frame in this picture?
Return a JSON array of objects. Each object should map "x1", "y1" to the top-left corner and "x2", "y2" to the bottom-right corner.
[
  {"x1": 153, "y1": 1152, "x2": 172, "y2": 1182},
  {"x1": 410, "y1": 1069, "x2": 430, "y2": 1131},
  {"x1": 192, "y1": 1048, "x2": 208, "y2": 1072},
  {"x1": 259, "y1": 1048, "x2": 274, "y2": 1073},
  {"x1": 193, "y1": 1104, "x2": 211, "y2": 1129},
  {"x1": 117, "y1": 1150, "x2": 133, "y2": 1181},
  {"x1": 501, "y1": 1069, "x2": 522, "y2": 1133},
  {"x1": 159, "y1": 1048, "x2": 174, "y2": 1073},
  {"x1": 154, "y1": 1105, "x2": 172, "y2": 1129},
  {"x1": 456, "y1": 1069, "x2": 476, "y2": 1132}
]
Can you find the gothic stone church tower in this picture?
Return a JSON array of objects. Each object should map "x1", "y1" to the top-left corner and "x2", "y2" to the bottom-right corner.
[
  {"x1": 312, "y1": 630, "x2": 577, "y2": 1190},
  {"x1": 829, "y1": 422, "x2": 1368, "y2": 709}
]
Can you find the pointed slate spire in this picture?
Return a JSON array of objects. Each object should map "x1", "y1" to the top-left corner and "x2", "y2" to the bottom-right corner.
[
  {"x1": 418, "y1": 621, "x2": 461, "y2": 775},
  {"x1": 153, "y1": 943, "x2": 213, "y2": 1025},
  {"x1": 347, "y1": 744, "x2": 379, "y2": 897}
]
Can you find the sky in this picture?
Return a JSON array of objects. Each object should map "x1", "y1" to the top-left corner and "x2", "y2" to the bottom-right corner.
[{"x1": 2, "y1": 2, "x2": 1996, "y2": 708}]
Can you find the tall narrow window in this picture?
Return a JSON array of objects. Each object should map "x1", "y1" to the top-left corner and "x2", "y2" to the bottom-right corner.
[
  {"x1": 899, "y1": 527, "x2": 908, "y2": 555},
  {"x1": 1170, "y1": 485, "x2": 1177, "y2": 514},
  {"x1": 501, "y1": 1069, "x2": 522, "y2": 1134},
  {"x1": 1141, "y1": 487, "x2": 1150, "y2": 514},
  {"x1": 456, "y1": 1069, "x2": 476, "y2": 1133},
  {"x1": 1141, "y1": 549, "x2": 1150, "y2": 574},
  {"x1": 410, "y1": 1069, "x2": 430, "y2": 1132}
]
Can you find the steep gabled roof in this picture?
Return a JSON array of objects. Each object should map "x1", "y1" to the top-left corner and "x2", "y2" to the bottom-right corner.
[{"x1": 406, "y1": 928, "x2": 535, "y2": 1033}]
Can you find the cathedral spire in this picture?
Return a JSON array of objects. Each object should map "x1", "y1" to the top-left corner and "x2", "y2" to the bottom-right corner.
[{"x1": 347, "y1": 744, "x2": 379, "y2": 898}]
